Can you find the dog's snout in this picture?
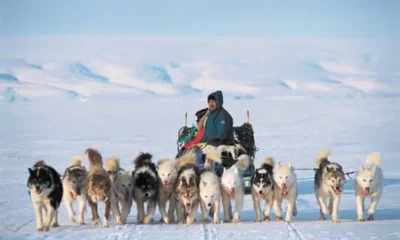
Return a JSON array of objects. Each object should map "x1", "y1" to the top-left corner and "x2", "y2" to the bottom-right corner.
[
  {"x1": 207, "y1": 203, "x2": 212, "y2": 207},
  {"x1": 258, "y1": 191, "x2": 263, "y2": 194},
  {"x1": 365, "y1": 187, "x2": 370, "y2": 191},
  {"x1": 145, "y1": 192, "x2": 149, "y2": 197},
  {"x1": 76, "y1": 188, "x2": 81, "y2": 195},
  {"x1": 186, "y1": 203, "x2": 190, "y2": 207},
  {"x1": 336, "y1": 186, "x2": 340, "y2": 190}
]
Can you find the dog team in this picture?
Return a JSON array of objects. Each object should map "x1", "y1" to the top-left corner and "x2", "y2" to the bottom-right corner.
[{"x1": 26, "y1": 147, "x2": 384, "y2": 232}]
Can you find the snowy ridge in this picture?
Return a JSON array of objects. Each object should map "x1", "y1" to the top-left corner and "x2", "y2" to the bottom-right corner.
[{"x1": 0, "y1": 36, "x2": 399, "y2": 102}]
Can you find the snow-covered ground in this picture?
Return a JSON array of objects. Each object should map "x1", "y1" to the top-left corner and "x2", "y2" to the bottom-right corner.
[{"x1": 1, "y1": 97, "x2": 400, "y2": 239}]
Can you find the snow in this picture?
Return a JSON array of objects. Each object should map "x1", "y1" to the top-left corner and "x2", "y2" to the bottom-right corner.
[
  {"x1": 1, "y1": 97, "x2": 400, "y2": 239},
  {"x1": 0, "y1": 36, "x2": 399, "y2": 101}
]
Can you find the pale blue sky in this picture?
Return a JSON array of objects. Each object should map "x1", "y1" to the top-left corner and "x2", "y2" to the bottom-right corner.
[{"x1": 0, "y1": 0, "x2": 399, "y2": 38}]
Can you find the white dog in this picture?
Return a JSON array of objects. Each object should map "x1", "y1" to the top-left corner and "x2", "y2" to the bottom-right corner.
[
  {"x1": 355, "y1": 152, "x2": 384, "y2": 222},
  {"x1": 199, "y1": 171, "x2": 221, "y2": 224},
  {"x1": 157, "y1": 158, "x2": 178, "y2": 224},
  {"x1": 221, "y1": 154, "x2": 249, "y2": 223},
  {"x1": 272, "y1": 161, "x2": 298, "y2": 223}
]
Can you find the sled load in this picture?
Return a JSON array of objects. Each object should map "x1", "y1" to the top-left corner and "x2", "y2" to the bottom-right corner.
[{"x1": 176, "y1": 110, "x2": 257, "y2": 194}]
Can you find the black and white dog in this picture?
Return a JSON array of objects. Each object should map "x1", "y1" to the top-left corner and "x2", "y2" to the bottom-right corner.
[
  {"x1": 251, "y1": 157, "x2": 275, "y2": 222},
  {"x1": 27, "y1": 160, "x2": 63, "y2": 231},
  {"x1": 132, "y1": 152, "x2": 159, "y2": 224}
]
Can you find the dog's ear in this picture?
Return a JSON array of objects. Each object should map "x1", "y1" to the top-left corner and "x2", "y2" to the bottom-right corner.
[
  {"x1": 28, "y1": 168, "x2": 34, "y2": 176},
  {"x1": 63, "y1": 168, "x2": 69, "y2": 178},
  {"x1": 202, "y1": 181, "x2": 207, "y2": 187},
  {"x1": 288, "y1": 162, "x2": 292, "y2": 169},
  {"x1": 359, "y1": 165, "x2": 365, "y2": 172},
  {"x1": 326, "y1": 166, "x2": 331, "y2": 172},
  {"x1": 372, "y1": 165, "x2": 376, "y2": 173}
]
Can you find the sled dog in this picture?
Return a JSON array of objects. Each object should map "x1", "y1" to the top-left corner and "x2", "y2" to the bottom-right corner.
[
  {"x1": 355, "y1": 152, "x2": 384, "y2": 221},
  {"x1": 314, "y1": 149, "x2": 345, "y2": 223},
  {"x1": 27, "y1": 160, "x2": 63, "y2": 231}
]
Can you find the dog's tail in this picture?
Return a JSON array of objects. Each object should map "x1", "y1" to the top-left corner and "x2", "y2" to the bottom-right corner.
[
  {"x1": 315, "y1": 149, "x2": 330, "y2": 169},
  {"x1": 365, "y1": 152, "x2": 382, "y2": 166},
  {"x1": 134, "y1": 152, "x2": 153, "y2": 168},
  {"x1": 178, "y1": 148, "x2": 196, "y2": 167},
  {"x1": 106, "y1": 157, "x2": 120, "y2": 173},
  {"x1": 236, "y1": 154, "x2": 250, "y2": 171},
  {"x1": 86, "y1": 148, "x2": 103, "y2": 168},
  {"x1": 71, "y1": 155, "x2": 83, "y2": 167},
  {"x1": 261, "y1": 157, "x2": 274, "y2": 169}
]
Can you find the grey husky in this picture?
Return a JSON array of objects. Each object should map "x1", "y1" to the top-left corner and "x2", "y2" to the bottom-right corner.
[
  {"x1": 62, "y1": 156, "x2": 88, "y2": 225},
  {"x1": 314, "y1": 149, "x2": 346, "y2": 223}
]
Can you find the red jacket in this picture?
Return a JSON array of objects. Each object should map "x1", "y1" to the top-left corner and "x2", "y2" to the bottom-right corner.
[{"x1": 183, "y1": 127, "x2": 205, "y2": 149}]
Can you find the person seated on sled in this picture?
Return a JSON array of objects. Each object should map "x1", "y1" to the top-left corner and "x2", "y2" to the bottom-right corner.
[
  {"x1": 181, "y1": 108, "x2": 209, "y2": 149},
  {"x1": 194, "y1": 90, "x2": 236, "y2": 175}
]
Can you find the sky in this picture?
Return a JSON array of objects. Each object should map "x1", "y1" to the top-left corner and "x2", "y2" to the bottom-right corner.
[{"x1": 0, "y1": 0, "x2": 399, "y2": 38}]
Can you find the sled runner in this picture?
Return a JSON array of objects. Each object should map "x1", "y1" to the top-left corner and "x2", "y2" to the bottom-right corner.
[{"x1": 177, "y1": 110, "x2": 257, "y2": 194}]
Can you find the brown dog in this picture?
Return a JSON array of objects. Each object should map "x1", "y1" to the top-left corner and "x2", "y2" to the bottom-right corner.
[{"x1": 86, "y1": 148, "x2": 112, "y2": 228}]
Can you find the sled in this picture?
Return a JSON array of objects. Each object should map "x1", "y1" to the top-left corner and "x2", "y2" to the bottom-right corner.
[{"x1": 176, "y1": 110, "x2": 257, "y2": 194}]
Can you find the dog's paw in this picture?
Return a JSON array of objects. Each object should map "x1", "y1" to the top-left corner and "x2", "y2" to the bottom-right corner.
[
  {"x1": 367, "y1": 215, "x2": 375, "y2": 221},
  {"x1": 162, "y1": 216, "x2": 170, "y2": 224},
  {"x1": 255, "y1": 218, "x2": 262, "y2": 223},
  {"x1": 358, "y1": 218, "x2": 365, "y2": 222},
  {"x1": 42, "y1": 226, "x2": 50, "y2": 232},
  {"x1": 69, "y1": 217, "x2": 76, "y2": 223},
  {"x1": 92, "y1": 220, "x2": 98, "y2": 225},
  {"x1": 276, "y1": 216, "x2": 283, "y2": 221},
  {"x1": 264, "y1": 216, "x2": 270, "y2": 221},
  {"x1": 213, "y1": 219, "x2": 220, "y2": 224},
  {"x1": 77, "y1": 220, "x2": 85, "y2": 225},
  {"x1": 51, "y1": 222, "x2": 59, "y2": 228},
  {"x1": 232, "y1": 217, "x2": 240, "y2": 223},
  {"x1": 332, "y1": 218, "x2": 340, "y2": 223},
  {"x1": 186, "y1": 217, "x2": 194, "y2": 225},
  {"x1": 285, "y1": 218, "x2": 291, "y2": 223},
  {"x1": 102, "y1": 223, "x2": 109, "y2": 228},
  {"x1": 202, "y1": 218, "x2": 209, "y2": 223},
  {"x1": 37, "y1": 227, "x2": 45, "y2": 232},
  {"x1": 143, "y1": 217, "x2": 152, "y2": 225},
  {"x1": 322, "y1": 207, "x2": 330, "y2": 215},
  {"x1": 178, "y1": 220, "x2": 185, "y2": 224}
]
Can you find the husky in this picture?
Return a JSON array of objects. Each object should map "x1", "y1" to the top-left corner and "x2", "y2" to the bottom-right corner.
[
  {"x1": 175, "y1": 149, "x2": 200, "y2": 224},
  {"x1": 251, "y1": 157, "x2": 275, "y2": 222},
  {"x1": 62, "y1": 156, "x2": 88, "y2": 225},
  {"x1": 106, "y1": 157, "x2": 134, "y2": 225},
  {"x1": 199, "y1": 171, "x2": 221, "y2": 224},
  {"x1": 86, "y1": 148, "x2": 112, "y2": 228},
  {"x1": 132, "y1": 152, "x2": 159, "y2": 224},
  {"x1": 314, "y1": 149, "x2": 345, "y2": 223},
  {"x1": 355, "y1": 152, "x2": 384, "y2": 222},
  {"x1": 272, "y1": 161, "x2": 298, "y2": 223},
  {"x1": 157, "y1": 157, "x2": 178, "y2": 224},
  {"x1": 221, "y1": 154, "x2": 250, "y2": 223},
  {"x1": 27, "y1": 160, "x2": 63, "y2": 231}
]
